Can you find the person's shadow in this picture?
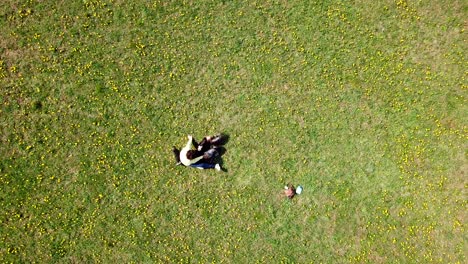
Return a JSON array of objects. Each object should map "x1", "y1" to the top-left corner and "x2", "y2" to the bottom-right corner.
[{"x1": 213, "y1": 134, "x2": 229, "y2": 172}]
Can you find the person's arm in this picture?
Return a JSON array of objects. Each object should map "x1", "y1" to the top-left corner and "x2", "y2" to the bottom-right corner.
[
  {"x1": 181, "y1": 135, "x2": 205, "y2": 165},
  {"x1": 184, "y1": 135, "x2": 194, "y2": 150},
  {"x1": 190, "y1": 155, "x2": 204, "y2": 164},
  {"x1": 180, "y1": 136, "x2": 195, "y2": 166}
]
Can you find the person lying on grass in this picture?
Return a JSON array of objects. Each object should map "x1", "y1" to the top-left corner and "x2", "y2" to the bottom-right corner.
[{"x1": 173, "y1": 134, "x2": 226, "y2": 171}]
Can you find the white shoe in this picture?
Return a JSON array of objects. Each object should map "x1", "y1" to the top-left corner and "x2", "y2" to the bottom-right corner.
[{"x1": 215, "y1": 164, "x2": 221, "y2": 171}]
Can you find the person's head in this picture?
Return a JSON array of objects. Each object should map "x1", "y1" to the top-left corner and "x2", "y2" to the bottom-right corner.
[{"x1": 186, "y1": 150, "x2": 202, "y2": 160}]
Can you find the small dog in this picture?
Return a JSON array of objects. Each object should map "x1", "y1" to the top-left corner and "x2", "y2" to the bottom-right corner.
[{"x1": 284, "y1": 184, "x2": 296, "y2": 199}]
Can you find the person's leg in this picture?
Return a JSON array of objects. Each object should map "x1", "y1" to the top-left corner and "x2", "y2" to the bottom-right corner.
[
  {"x1": 190, "y1": 162, "x2": 216, "y2": 169},
  {"x1": 190, "y1": 162, "x2": 221, "y2": 171},
  {"x1": 197, "y1": 137, "x2": 211, "y2": 152}
]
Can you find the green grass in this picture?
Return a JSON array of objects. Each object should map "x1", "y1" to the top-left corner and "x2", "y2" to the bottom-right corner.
[{"x1": 1, "y1": 0, "x2": 466, "y2": 262}]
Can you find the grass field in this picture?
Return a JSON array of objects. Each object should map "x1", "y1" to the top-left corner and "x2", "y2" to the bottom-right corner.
[{"x1": 0, "y1": 0, "x2": 466, "y2": 262}]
